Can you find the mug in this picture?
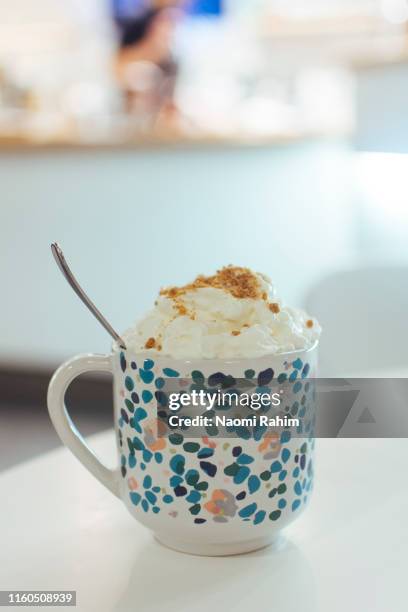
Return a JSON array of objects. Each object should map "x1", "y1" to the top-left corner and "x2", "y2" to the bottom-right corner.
[{"x1": 47, "y1": 342, "x2": 317, "y2": 556}]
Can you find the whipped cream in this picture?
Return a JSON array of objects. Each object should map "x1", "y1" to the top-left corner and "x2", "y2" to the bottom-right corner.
[{"x1": 122, "y1": 267, "x2": 321, "y2": 359}]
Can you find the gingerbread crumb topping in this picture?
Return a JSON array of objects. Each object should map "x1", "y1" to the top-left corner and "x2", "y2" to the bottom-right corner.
[
  {"x1": 306, "y1": 319, "x2": 314, "y2": 328},
  {"x1": 145, "y1": 337, "x2": 156, "y2": 349},
  {"x1": 175, "y1": 303, "x2": 187, "y2": 316},
  {"x1": 160, "y1": 266, "x2": 264, "y2": 301},
  {"x1": 269, "y1": 303, "x2": 280, "y2": 314}
]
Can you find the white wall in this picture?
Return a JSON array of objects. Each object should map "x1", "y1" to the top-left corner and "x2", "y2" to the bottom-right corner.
[
  {"x1": 355, "y1": 62, "x2": 408, "y2": 154},
  {"x1": 0, "y1": 140, "x2": 354, "y2": 367}
]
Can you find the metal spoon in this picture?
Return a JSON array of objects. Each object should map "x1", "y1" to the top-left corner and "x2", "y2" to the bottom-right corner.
[{"x1": 51, "y1": 242, "x2": 126, "y2": 349}]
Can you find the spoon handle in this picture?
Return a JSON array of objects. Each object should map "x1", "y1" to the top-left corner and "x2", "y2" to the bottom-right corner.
[{"x1": 51, "y1": 242, "x2": 126, "y2": 349}]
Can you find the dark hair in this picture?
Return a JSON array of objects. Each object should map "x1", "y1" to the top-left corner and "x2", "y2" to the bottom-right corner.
[{"x1": 118, "y1": 8, "x2": 161, "y2": 49}]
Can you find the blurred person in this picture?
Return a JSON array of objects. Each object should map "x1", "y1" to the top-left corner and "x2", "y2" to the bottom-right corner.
[{"x1": 114, "y1": 0, "x2": 186, "y2": 130}]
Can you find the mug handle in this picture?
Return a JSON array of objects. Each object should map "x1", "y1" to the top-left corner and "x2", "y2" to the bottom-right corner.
[{"x1": 47, "y1": 353, "x2": 120, "y2": 498}]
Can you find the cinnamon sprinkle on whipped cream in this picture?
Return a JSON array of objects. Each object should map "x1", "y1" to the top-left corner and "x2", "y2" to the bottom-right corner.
[
  {"x1": 123, "y1": 266, "x2": 321, "y2": 359},
  {"x1": 144, "y1": 337, "x2": 156, "y2": 349},
  {"x1": 160, "y1": 266, "x2": 264, "y2": 301}
]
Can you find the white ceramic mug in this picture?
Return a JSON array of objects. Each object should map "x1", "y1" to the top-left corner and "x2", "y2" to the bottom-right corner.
[{"x1": 47, "y1": 343, "x2": 317, "y2": 556}]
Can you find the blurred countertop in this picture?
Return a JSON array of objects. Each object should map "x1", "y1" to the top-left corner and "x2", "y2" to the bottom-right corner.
[
  {"x1": 1, "y1": 16, "x2": 407, "y2": 153},
  {"x1": 0, "y1": 129, "x2": 350, "y2": 153}
]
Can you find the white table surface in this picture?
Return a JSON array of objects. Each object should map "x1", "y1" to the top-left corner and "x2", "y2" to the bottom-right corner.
[{"x1": 1, "y1": 432, "x2": 407, "y2": 612}]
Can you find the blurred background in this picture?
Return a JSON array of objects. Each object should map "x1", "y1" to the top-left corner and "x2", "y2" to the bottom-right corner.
[{"x1": 1, "y1": 0, "x2": 408, "y2": 469}]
